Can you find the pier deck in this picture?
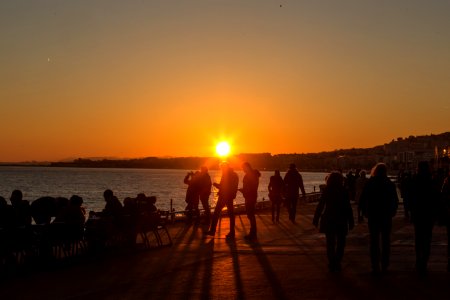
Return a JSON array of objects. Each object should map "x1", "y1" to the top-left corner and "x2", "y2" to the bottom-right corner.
[{"x1": 1, "y1": 202, "x2": 449, "y2": 299}]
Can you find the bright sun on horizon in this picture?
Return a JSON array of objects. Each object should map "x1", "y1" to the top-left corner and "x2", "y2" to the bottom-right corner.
[{"x1": 216, "y1": 141, "x2": 231, "y2": 157}]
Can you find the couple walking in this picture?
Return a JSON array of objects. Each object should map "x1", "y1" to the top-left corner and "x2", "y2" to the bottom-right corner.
[{"x1": 205, "y1": 162, "x2": 261, "y2": 241}]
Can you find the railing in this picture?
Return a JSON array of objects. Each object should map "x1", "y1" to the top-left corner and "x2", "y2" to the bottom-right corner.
[{"x1": 164, "y1": 192, "x2": 322, "y2": 223}]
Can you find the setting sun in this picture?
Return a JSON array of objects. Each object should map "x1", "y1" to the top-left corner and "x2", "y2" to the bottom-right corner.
[{"x1": 216, "y1": 141, "x2": 231, "y2": 157}]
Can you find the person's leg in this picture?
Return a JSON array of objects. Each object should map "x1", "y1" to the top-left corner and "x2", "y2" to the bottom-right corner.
[
  {"x1": 369, "y1": 221, "x2": 381, "y2": 273},
  {"x1": 336, "y1": 232, "x2": 347, "y2": 270},
  {"x1": 446, "y1": 223, "x2": 450, "y2": 272},
  {"x1": 271, "y1": 201, "x2": 275, "y2": 222},
  {"x1": 226, "y1": 200, "x2": 235, "y2": 237},
  {"x1": 325, "y1": 232, "x2": 337, "y2": 271},
  {"x1": 245, "y1": 198, "x2": 257, "y2": 238},
  {"x1": 291, "y1": 197, "x2": 298, "y2": 222},
  {"x1": 380, "y1": 220, "x2": 392, "y2": 272},
  {"x1": 200, "y1": 196, "x2": 211, "y2": 222},
  {"x1": 276, "y1": 202, "x2": 281, "y2": 222},
  {"x1": 208, "y1": 199, "x2": 225, "y2": 235}
]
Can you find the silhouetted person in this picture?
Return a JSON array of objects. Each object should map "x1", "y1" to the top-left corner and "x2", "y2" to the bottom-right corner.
[
  {"x1": 10, "y1": 190, "x2": 32, "y2": 227},
  {"x1": 102, "y1": 189, "x2": 122, "y2": 213},
  {"x1": 239, "y1": 162, "x2": 261, "y2": 241},
  {"x1": 136, "y1": 193, "x2": 157, "y2": 214},
  {"x1": 313, "y1": 172, "x2": 354, "y2": 272},
  {"x1": 0, "y1": 196, "x2": 15, "y2": 229},
  {"x1": 206, "y1": 162, "x2": 239, "y2": 239},
  {"x1": 399, "y1": 171, "x2": 413, "y2": 221},
  {"x1": 360, "y1": 163, "x2": 398, "y2": 274},
  {"x1": 355, "y1": 170, "x2": 368, "y2": 223},
  {"x1": 410, "y1": 161, "x2": 440, "y2": 276},
  {"x1": 184, "y1": 170, "x2": 201, "y2": 220},
  {"x1": 268, "y1": 170, "x2": 284, "y2": 223},
  {"x1": 441, "y1": 169, "x2": 450, "y2": 271},
  {"x1": 345, "y1": 171, "x2": 356, "y2": 202},
  {"x1": 199, "y1": 166, "x2": 212, "y2": 223},
  {"x1": 284, "y1": 163, "x2": 306, "y2": 223},
  {"x1": 31, "y1": 196, "x2": 56, "y2": 225},
  {"x1": 60, "y1": 195, "x2": 86, "y2": 226}
]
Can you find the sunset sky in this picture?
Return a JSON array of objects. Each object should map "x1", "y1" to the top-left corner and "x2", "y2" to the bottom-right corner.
[{"x1": 1, "y1": 1, "x2": 449, "y2": 162}]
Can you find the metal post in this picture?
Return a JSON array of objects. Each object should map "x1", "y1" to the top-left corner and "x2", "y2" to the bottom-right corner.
[{"x1": 170, "y1": 199, "x2": 174, "y2": 223}]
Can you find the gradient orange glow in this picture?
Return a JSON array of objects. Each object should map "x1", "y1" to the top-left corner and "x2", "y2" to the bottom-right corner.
[{"x1": 1, "y1": 1, "x2": 449, "y2": 162}]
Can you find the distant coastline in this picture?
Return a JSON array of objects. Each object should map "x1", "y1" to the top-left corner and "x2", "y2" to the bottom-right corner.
[{"x1": 2, "y1": 132, "x2": 449, "y2": 172}]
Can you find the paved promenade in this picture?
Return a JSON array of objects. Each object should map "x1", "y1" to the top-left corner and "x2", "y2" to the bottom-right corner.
[{"x1": 1, "y1": 202, "x2": 449, "y2": 299}]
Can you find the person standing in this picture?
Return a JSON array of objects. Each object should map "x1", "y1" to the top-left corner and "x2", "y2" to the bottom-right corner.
[
  {"x1": 409, "y1": 161, "x2": 440, "y2": 276},
  {"x1": 184, "y1": 170, "x2": 201, "y2": 220},
  {"x1": 198, "y1": 166, "x2": 212, "y2": 224},
  {"x1": 440, "y1": 169, "x2": 450, "y2": 272},
  {"x1": 206, "y1": 162, "x2": 239, "y2": 239},
  {"x1": 355, "y1": 170, "x2": 368, "y2": 223},
  {"x1": 360, "y1": 163, "x2": 399, "y2": 275},
  {"x1": 240, "y1": 162, "x2": 261, "y2": 241},
  {"x1": 313, "y1": 172, "x2": 354, "y2": 272},
  {"x1": 284, "y1": 163, "x2": 306, "y2": 223},
  {"x1": 268, "y1": 170, "x2": 284, "y2": 223}
]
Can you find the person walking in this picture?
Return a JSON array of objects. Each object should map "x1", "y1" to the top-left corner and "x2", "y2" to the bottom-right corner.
[
  {"x1": 409, "y1": 161, "x2": 440, "y2": 276},
  {"x1": 440, "y1": 169, "x2": 450, "y2": 272},
  {"x1": 268, "y1": 170, "x2": 284, "y2": 223},
  {"x1": 355, "y1": 170, "x2": 368, "y2": 223},
  {"x1": 206, "y1": 162, "x2": 239, "y2": 239},
  {"x1": 284, "y1": 163, "x2": 306, "y2": 223},
  {"x1": 198, "y1": 166, "x2": 212, "y2": 224},
  {"x1": 360, "y1": 163, "x2": 399, "y2": 275},
  {"x1": 313, "y1": 172, "x2": 354, "y2": 272},
  {"x1": 239, "y1": 162, "x2": 261, "y2": 241}
]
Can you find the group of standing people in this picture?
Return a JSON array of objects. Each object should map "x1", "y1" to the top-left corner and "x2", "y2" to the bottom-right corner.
[
  {"x1": 204, "y1": 162, "x2": 261, "y2": 241},
  {"x1": 186, "y1": 162, "x2": 306, "y2": 242},
  {"x1": 268, "y1": 164, "x2": 306, "y2": 223},
  {"x1": 313, "y1": 161, "x2": 450, "y2": 276}
]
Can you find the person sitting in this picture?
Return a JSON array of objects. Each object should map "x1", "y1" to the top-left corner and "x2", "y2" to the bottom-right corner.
[
  {"x1": 10, "y1": 190, "x2": 32, "y2": 227},
  {"x1": 31, "y1": 196, "x2": 56, "y2": 225},
  {"x1": 102, "y1": 189, "x2": 123, "y2": 219},
  {"x1": 0, "y1": 196, "x2": 15, "y2": 229}
]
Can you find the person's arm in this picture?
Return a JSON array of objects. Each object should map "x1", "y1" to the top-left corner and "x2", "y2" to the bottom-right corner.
[
  {"x1": 313, "y1": 194, "x2": 326, "y2": 227},
  {"x1": 299, "y1": 174, "x2": 306, "y2": 196}
]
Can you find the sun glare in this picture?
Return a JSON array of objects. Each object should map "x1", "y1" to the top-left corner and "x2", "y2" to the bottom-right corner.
[{"x1": 216, "y1": 141, "x2": 231, "y2": 157}]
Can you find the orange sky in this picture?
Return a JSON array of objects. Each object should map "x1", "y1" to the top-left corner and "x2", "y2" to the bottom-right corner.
[{"x1": 1, "y1": 1, "x2": 449, "y2": 162}]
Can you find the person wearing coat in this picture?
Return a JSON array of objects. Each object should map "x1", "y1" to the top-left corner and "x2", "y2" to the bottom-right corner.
[
  {"x1": 313, "y1": 172, "x2": 354, "y2": 272},
  {"x1": 359, "y1": 163, "x2": 399, "y2": 274},
  {"x1": 409, "y1": 161, "x2": 440, "y2": 276}
]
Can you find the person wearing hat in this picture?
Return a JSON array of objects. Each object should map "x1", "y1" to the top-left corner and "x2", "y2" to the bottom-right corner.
[{"x1": 284, "y1": 163, "x2": 306, "y2": 223}]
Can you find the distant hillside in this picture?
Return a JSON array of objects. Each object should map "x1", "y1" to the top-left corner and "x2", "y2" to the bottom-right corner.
[{"x1": 48, "y1": 132, "x2": 450, "y2": 171}]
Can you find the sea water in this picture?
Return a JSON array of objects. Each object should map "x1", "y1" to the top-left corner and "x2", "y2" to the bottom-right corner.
[{"x1": 0, "y1": 166, "x2": 328, "y2": 213}]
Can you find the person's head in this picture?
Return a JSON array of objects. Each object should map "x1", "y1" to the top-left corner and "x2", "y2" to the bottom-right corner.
[
  {"x1": 371, "y1": 163, "x2": 387, "y2": 178},
  {"x1": 220, "y1": 161, "x2": 230, "y2": 172},
  {"x1": 326, "y1": 172, "x2": 344, "y2": 189},
  {"x1": 359, "y1": 170, "x2": 366, "y2": 178},
  {"x1": 103, "y1": 189, "x2": 114, "y2": 201},
  {"x1": 136, "y1": 193, "x2": 147, "y2": 203},
  {"x1": 200, "y1": 166, "x2": 208, "y2": 173},
  {"x1": 289, "y1": 163, "x2": 296, "y2": 170},
  {"x1": 242, "y1": 162, "x2": 252, "y2": 173},
  {"x1": 274, "y1": 170, "x2": 280, "y2": 176},
  {"x1": 10, "y1": 189, "x2": 23, "y2": 206},
  {"x1": 148, "y1": 196, "x2": 157, "y2": 204},
  {"x1": 70, "y1": 195, "x2": 83, "y2": 207}
]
